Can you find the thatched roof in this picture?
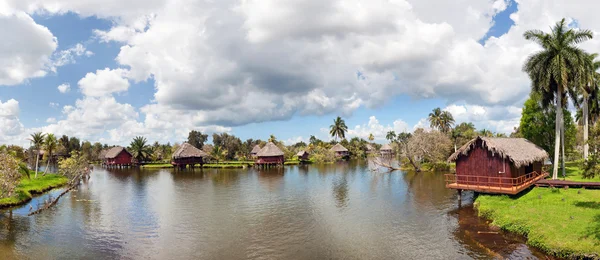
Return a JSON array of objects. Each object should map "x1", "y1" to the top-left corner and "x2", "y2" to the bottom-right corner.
[
  {"x1": 251, "y1": 145, "x2": 262, "y2": 154},
  {"x1": 448, "y1": 136, "x2": 549, "y2": 168},
  {"x1": 296, "y1": 150, "x2": 309, "y2": 156},
  {"x1": 98, "y1": 149, "x2": 108, "y2": 160},
  {"x1": 172, "y1": 143, "x2": 208, "y2": 159},
  {"x1": 257, "y1": 142, "x2": 284, "y2": 157},
  {"x1": 330, "y1": 143, "x2": 348, "y2": 152},
  {"x1": 104, "y1": 146, "x2": 130, "y2": 159},
  {"x1": 366, "y1": 144, "x2": 374, "y2": 151},
  {"x1": 380, "y1": 144, "x2": 393, "y2": 151}
]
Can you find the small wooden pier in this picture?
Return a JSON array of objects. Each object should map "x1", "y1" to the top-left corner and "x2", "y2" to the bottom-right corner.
[
  {"x1": 535, "y1": 179, "x2": 600, "y2": 189},
  {"x1": 445, "y1": 171, "x2": 547, "y2": 195}
]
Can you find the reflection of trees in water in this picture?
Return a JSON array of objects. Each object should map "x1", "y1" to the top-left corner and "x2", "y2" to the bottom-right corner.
[
  {"x1": 298, "y1": 165, "x2": 309, "y2": 175},
  {"x1": 171, "y1": 169, "x2": 206, "y2": 181},
  {"x1": 211, "y1": 170, "x2": 242, "y2": 186},
  {"x1": 402, "y1": 170, "x2": 455, "y2": 210},
  {"x1": 332, "y1": 176, "x2": 349, "y2": 209},
  {"x1": 0, "y1": 211, "x2": 30, "y2": 254}
]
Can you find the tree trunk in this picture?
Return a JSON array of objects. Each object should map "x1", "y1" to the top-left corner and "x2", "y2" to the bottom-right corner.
[
  {"x1": 561, "y1": 118, "x2": 565, "y2": 179},
  {"x1": 584, "y1": 94, "x2": 589, "y2": 160},
  {"x1": 552, "y1": 88, "x2": 561, "y2": 180},
  {"x1": 43, "y1": 156, "x2": 50, "y2": 175},
  {"x1": 34, "y1": 149, "x2": 40, "y2": 179}
]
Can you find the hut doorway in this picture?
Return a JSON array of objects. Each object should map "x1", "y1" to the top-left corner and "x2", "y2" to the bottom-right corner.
[{"x1": 525, "y1": 164, "x2": 534, "y2": 174}]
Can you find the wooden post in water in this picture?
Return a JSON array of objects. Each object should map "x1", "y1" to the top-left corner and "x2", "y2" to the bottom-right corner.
[{"x1": 457, "y1": 189, "x2": 462, "y2": 208}]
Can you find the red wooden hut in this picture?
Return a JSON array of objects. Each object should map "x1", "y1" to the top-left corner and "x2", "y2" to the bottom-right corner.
[
  {"x1": 296, "y1": 150, "x2": 309, "y2": 161},
  {"x1": 102, "y1": 146, "x2": 133, "y2": 167},
  {"x1": 171, "y1": 142, "x2": 208, "y2": 169},
  {"x1": 250, "y1": 144, "x2": 262, "y2": 159},
  {"x1": 446, "y1": 137, "x2": 548, "y2": 195},
  {"x1": 330, "y1": 144, "x2": 349, "y2": 159},
  {"x1": 256, "y1": 142, "x2": 285, "y2": 166}
]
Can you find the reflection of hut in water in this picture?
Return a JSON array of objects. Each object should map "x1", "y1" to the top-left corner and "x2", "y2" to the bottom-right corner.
[
  {"x1": 380, "y1": 144, "x2": 393, "y2": 156},
  {"x1": 296, "y1": 150, "x2": 310, "y2": 161},
  {"x1": 255, "y1": 142, "x2": 285, "y2": 167},
  {"x1": 102, "y1": 146, "x2": 133, "y2": 168},
  {"x1": 446, "y1": 137, "x2": 548, "y2": 195},
  {"x1": 250, "y1": 145, "x2": 262, "y2": 159},
  {"x1": 330, "y1": 144, "x2": 349, "y2": 159},
  {"x1": 171, "y1": 143, "x2": 208, "y2": 169}
]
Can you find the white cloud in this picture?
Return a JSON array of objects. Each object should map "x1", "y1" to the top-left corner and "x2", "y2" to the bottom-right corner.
[
  {"x1": 0, "y1": 12, "x2": 56, "y2": 86},
  {"x1": 77, "y1": 68, "x2": 130, "y2": 97},
  {"x1": 283, "y1": 136, "x2": 306, "y2": 145},
  {"x1": 0, "y1": 99, "x2": 24, "y2": 142},
  {"x1": 443, "y1": 103, "x2": 521, "y2": 134},
  {"x1": 57, "y1": 83, "x2": 70, "y2": 93},
  {"x1": 46, "y1": 117, "x2": 56, "y2": 123},
  {"x1": 49, "y1": 102, "x2": 59, "y2": 108},
  {"x1": 348, "y1": 116, "x2": 409, "y2": 142},
  {"x1": 51, "y1": 43, "x2": 92, "y2": 70}
]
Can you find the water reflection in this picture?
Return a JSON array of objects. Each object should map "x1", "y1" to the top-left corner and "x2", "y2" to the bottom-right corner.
[{"x1": 0, "y1": 161, "x2": 551, "y2": 259}]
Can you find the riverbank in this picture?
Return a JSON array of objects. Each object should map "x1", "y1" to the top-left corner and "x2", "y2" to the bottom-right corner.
[
  {"x1": 141, "y1": 160, "x2": 311, "y2": 169},
  {"x1": 0, "y1": 174, "x2": 68, "y2": 208},
  {"x1": 475, "y1": 187, "x2": 600, "y2": 258}
]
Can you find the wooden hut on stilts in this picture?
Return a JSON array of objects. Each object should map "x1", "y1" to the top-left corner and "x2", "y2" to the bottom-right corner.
[
  {"x1": 296, "y1": 150, "x2": 310, "y2": 162},
  {"x1": 330, "y1": 143, "x2": 349, "y2": 159},
  {"x1": 255, "y1": 142, "x2": 285, "y2": 167},
  {"x1": 171, "y1": 143, "x2": 208, "y2": 170},
  {"x1": 250, "y1": 145, "x2": 262, "y2": 159},
  {"x1": 380, "y1": 144, "x2": 393, "y2": 157},
  {"x1": 445, "y1": 136, "x2": 549, "y2": 197},
  {"x1": 102, "y1": 146, "x2": 133, "y2": 168}
]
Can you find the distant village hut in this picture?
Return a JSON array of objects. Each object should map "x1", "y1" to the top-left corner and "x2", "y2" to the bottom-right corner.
[
  {"x1": 102, "y1": 146, "x2": 133, "y2": 168},
  {"x1": 296, "y1": 150, "x2": 310, "y2": 161},
  {"x1": 171, "y1": 143, "x2": 208, "y2": 169},
  {"x1": 446, "y1": 137, "x2": 548, "y2": 195},
  {"x1": 365, "y1": 144, "x2": 375, "y2": 154},
  {"x1": 330, "y1": 144, "x2": 349, "y2": 159},
  {"x1": 380, "y1": 144, "x2": 393, "y2": 156},
  {"x1": 250, "y1": 145, "x2": 262, "y2": 158},
  {"x1": 256, "y1": 142, "x2": 285, "y2": 167}
]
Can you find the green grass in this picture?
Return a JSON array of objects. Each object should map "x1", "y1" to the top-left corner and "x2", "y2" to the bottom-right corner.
[
  {"x1": 559, "y1": 161, "x2": 600, "y2": 182},
  {"x1": 141, "y1": 163, "x2": 174, "y2": 168},
  {"x1": 0, "y1": 174, "x2": 68, "y2": 208},
  {"x1": 476, "y1": 188, "x2": 600, "y2": 258}
]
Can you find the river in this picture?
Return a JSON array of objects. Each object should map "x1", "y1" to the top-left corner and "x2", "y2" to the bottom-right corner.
[{"x1": 0, "y1": 160, "x2": 551, "y2": 259}]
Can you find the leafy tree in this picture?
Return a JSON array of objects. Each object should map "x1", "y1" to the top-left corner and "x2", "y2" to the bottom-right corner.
[
  {"x1": 368, "y1": 133, "x2": 375, "y2": 142},
  {"x1": 92, "y1": 142, "x2": 103, "y2": 161},
  {"x1": 519, "y1": 92, "x2": 577, "y2": 169},
  {"x1": 69, "y1": 137, "x2": 81, "y2": 153},
  {"x1": 451, "y1": 122, "x2": 476, "y2": 151},
  {"x1": 59, "y1": 135, "x2": 70, "y2": 155},
  {"x1": 523, "y1": 18, "x2": 593, "y2": 179},
  {"x1": 58, "y1": 152, "x2": 90, "y2": 185},
  {"x1": 210, "y1": 145, "x2": 227, "y2": 164},
  {"x1": 329, "y1": 116, "x2": 348, "y2": 141},
  {"x1": 577, "y1": 53, "x2": 600, "y2": 160},
  {"x1": 478, "y1": 129, "x2": 493, "y2": 137},
  {"x1": 0, "y1": 151, "x2": 21, "y2": 198},
  {"x1": 187, "y1": 130, "x2": 208, "y2": 149},
  {"x1": 428, "y1": 108, "x2": 455, "y2": 133},
  {"x1": 81, "y1": 141, "x2": 92, "y2": 161},
  {"x1": 212, "y1": 133, "x2": 242, "y2": 160},
  {"x1": 43, "y1": 133, "x2": 58, "y2": 175},
  {"x1": 386, "y1": 131, "x2": 396, "y2": 143},
  {"x1": 129, "y1": 136, "x2": 152, "y2": 163},
  {"x1": 29, "y1": 132, "x2": 45, "y2": 178}
]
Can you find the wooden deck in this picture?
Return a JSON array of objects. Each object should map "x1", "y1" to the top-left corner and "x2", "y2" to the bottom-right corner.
[
  {"x1": 535, "y1": 179, "x2": 600, "y2": 189},
  {"x1": 445, "y1": 172, "x2": 548, "y2": 195}
]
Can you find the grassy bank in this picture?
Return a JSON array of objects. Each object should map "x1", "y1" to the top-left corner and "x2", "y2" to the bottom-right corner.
[
  {"x1": 476, "y1": 188, "x2": 600, "y2": 258},
  {"x1": 561, "y1": 161, "x2": 600, "y2": 182},
  {"x1": 0, "y1": 174, "x2": 68, "y2": 208}
]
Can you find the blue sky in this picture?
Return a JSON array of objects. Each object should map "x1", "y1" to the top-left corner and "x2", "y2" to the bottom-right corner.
[{"x1": 1, "y1": 0, "x2": 595, "y2": 146}]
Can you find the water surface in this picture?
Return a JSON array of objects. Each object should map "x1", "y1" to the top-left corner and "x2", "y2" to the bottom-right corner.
[{"x1": 0, "y1": 160, "x2": 550, "y2": 259}]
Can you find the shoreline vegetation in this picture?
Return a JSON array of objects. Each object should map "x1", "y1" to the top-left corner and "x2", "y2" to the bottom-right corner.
[{"x1": 0, "y1": 172, "x2": 68, "y2": 209}]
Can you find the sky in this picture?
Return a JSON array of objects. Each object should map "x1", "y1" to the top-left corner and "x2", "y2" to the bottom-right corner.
[{"x1": 1, "y1": 0, "x2": 600, "y2": 147}]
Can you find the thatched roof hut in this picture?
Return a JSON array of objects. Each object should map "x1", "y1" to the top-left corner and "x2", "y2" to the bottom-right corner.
[
  {"x1": 172, "y1": 143, "x2": 208, "y2": 160},
  {"x1": 380, "y1": 144, "x2": 393, "y2": 151},
  {"x1": 257, "y1": 142, "x2": 284, "y2": 157},
  {"x1": 446, "y1": 136, "x2": 549, "y2": 195},
  {"x1": 102, "y1": 146, "x2": 132, "y2": 166},
  {"x1": 172, "y1": 143, "x2": 208, "y2": 168},
  {"x1": 250, "y1": 144, "x2": 262, "y2": 156},
  {"x1": 105, "y1": 146, "x2": 130, "y2": 159},
  {"x1": 98, "y1": 149, "x2": 108, "y2": 160},
  {"x1": 330, "y1": 143, "x2": 348, "y2": 152},
  {"x1": 296, "y1": 150, "x2": 309, "y2": 160},
  {"x1": 365, "y1": 144, "x2": 374, "y2": 152},
  {"x1": 448, "y1": 137, "x2": 548, "y2": 168}
]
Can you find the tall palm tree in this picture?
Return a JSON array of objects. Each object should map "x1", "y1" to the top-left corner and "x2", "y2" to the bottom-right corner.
[
  {"x1": 523, "y1": 18, "x2": 593, "y2": 179},
  {"x1": 29, "y1": 132, "x2": 45, "y2": 178},
  {"x1": 578, "y1": 53, "x2": 600, "y2": 160},
  {"x1": 428, "y1": 108, "x2": 455, "y2": 133},
  {"x1": 129, "y1": 136, "x2": 152, "y2": 164},
  {"x1": 43, "y1": 133, "x2": 57, "y2": 175},
  {"x1": 211, "y1": 145, "x2": 227, "y2": 165},
  {"x1": 479, "y1": 129, "x2": 493, "y2": 137},
  {"x1": 329, "y1": 116, "x2": 348, "y2": 142},
  {"x1": 368, "y1": 133, "x2": 375, "y2": 142},
  {"x1": 386, "y1": 131, "x2": 396, "y2": 142}
]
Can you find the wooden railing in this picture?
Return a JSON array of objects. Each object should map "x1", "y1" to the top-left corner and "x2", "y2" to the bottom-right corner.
[{"x1": 445, "y1": 171, "x2": 545, "y2": 192}]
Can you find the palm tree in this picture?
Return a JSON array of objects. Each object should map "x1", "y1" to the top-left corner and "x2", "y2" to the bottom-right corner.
[
  {"x1": 211, "y1": 145, "x2": 227, "y2": 165},
  {"x1": 129, "y1": 136, "x2": 152, "y2": 164},
  {"x1": 59, "y1": 135, "x2": 70, "y2": 155},
  {"x1": 43, "y1": 133, "x2": 57, "y2": 175},
  {"x1": 386, "y1": 131, "x2": 396, "y2": 142},
  {"x1": 523, "y1": 18, "x2": 593, "y2": 179},
  {"x1": 329, "y1": 116, "x2": 348, "y2": 142},
  {"x1": 368, "y1": 133, "x2": 375, "y2": 142},
  {"x1": 428, "y1": 108, "x2": 455, "y2": 133},
  {"x1": 29, "y1": 132, "x2": 45, "y2": 178},
  {"x1": 578, "y1": 53, "x2": 600, "y2": 160},
  {"x1": 479, "y1": 129, "x2": 493, "y2": 137}
]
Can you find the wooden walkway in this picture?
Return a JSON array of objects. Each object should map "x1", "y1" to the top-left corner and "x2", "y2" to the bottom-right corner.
[{"x1": 535, "y1": 179, "x2": 600, "y2": 189}]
